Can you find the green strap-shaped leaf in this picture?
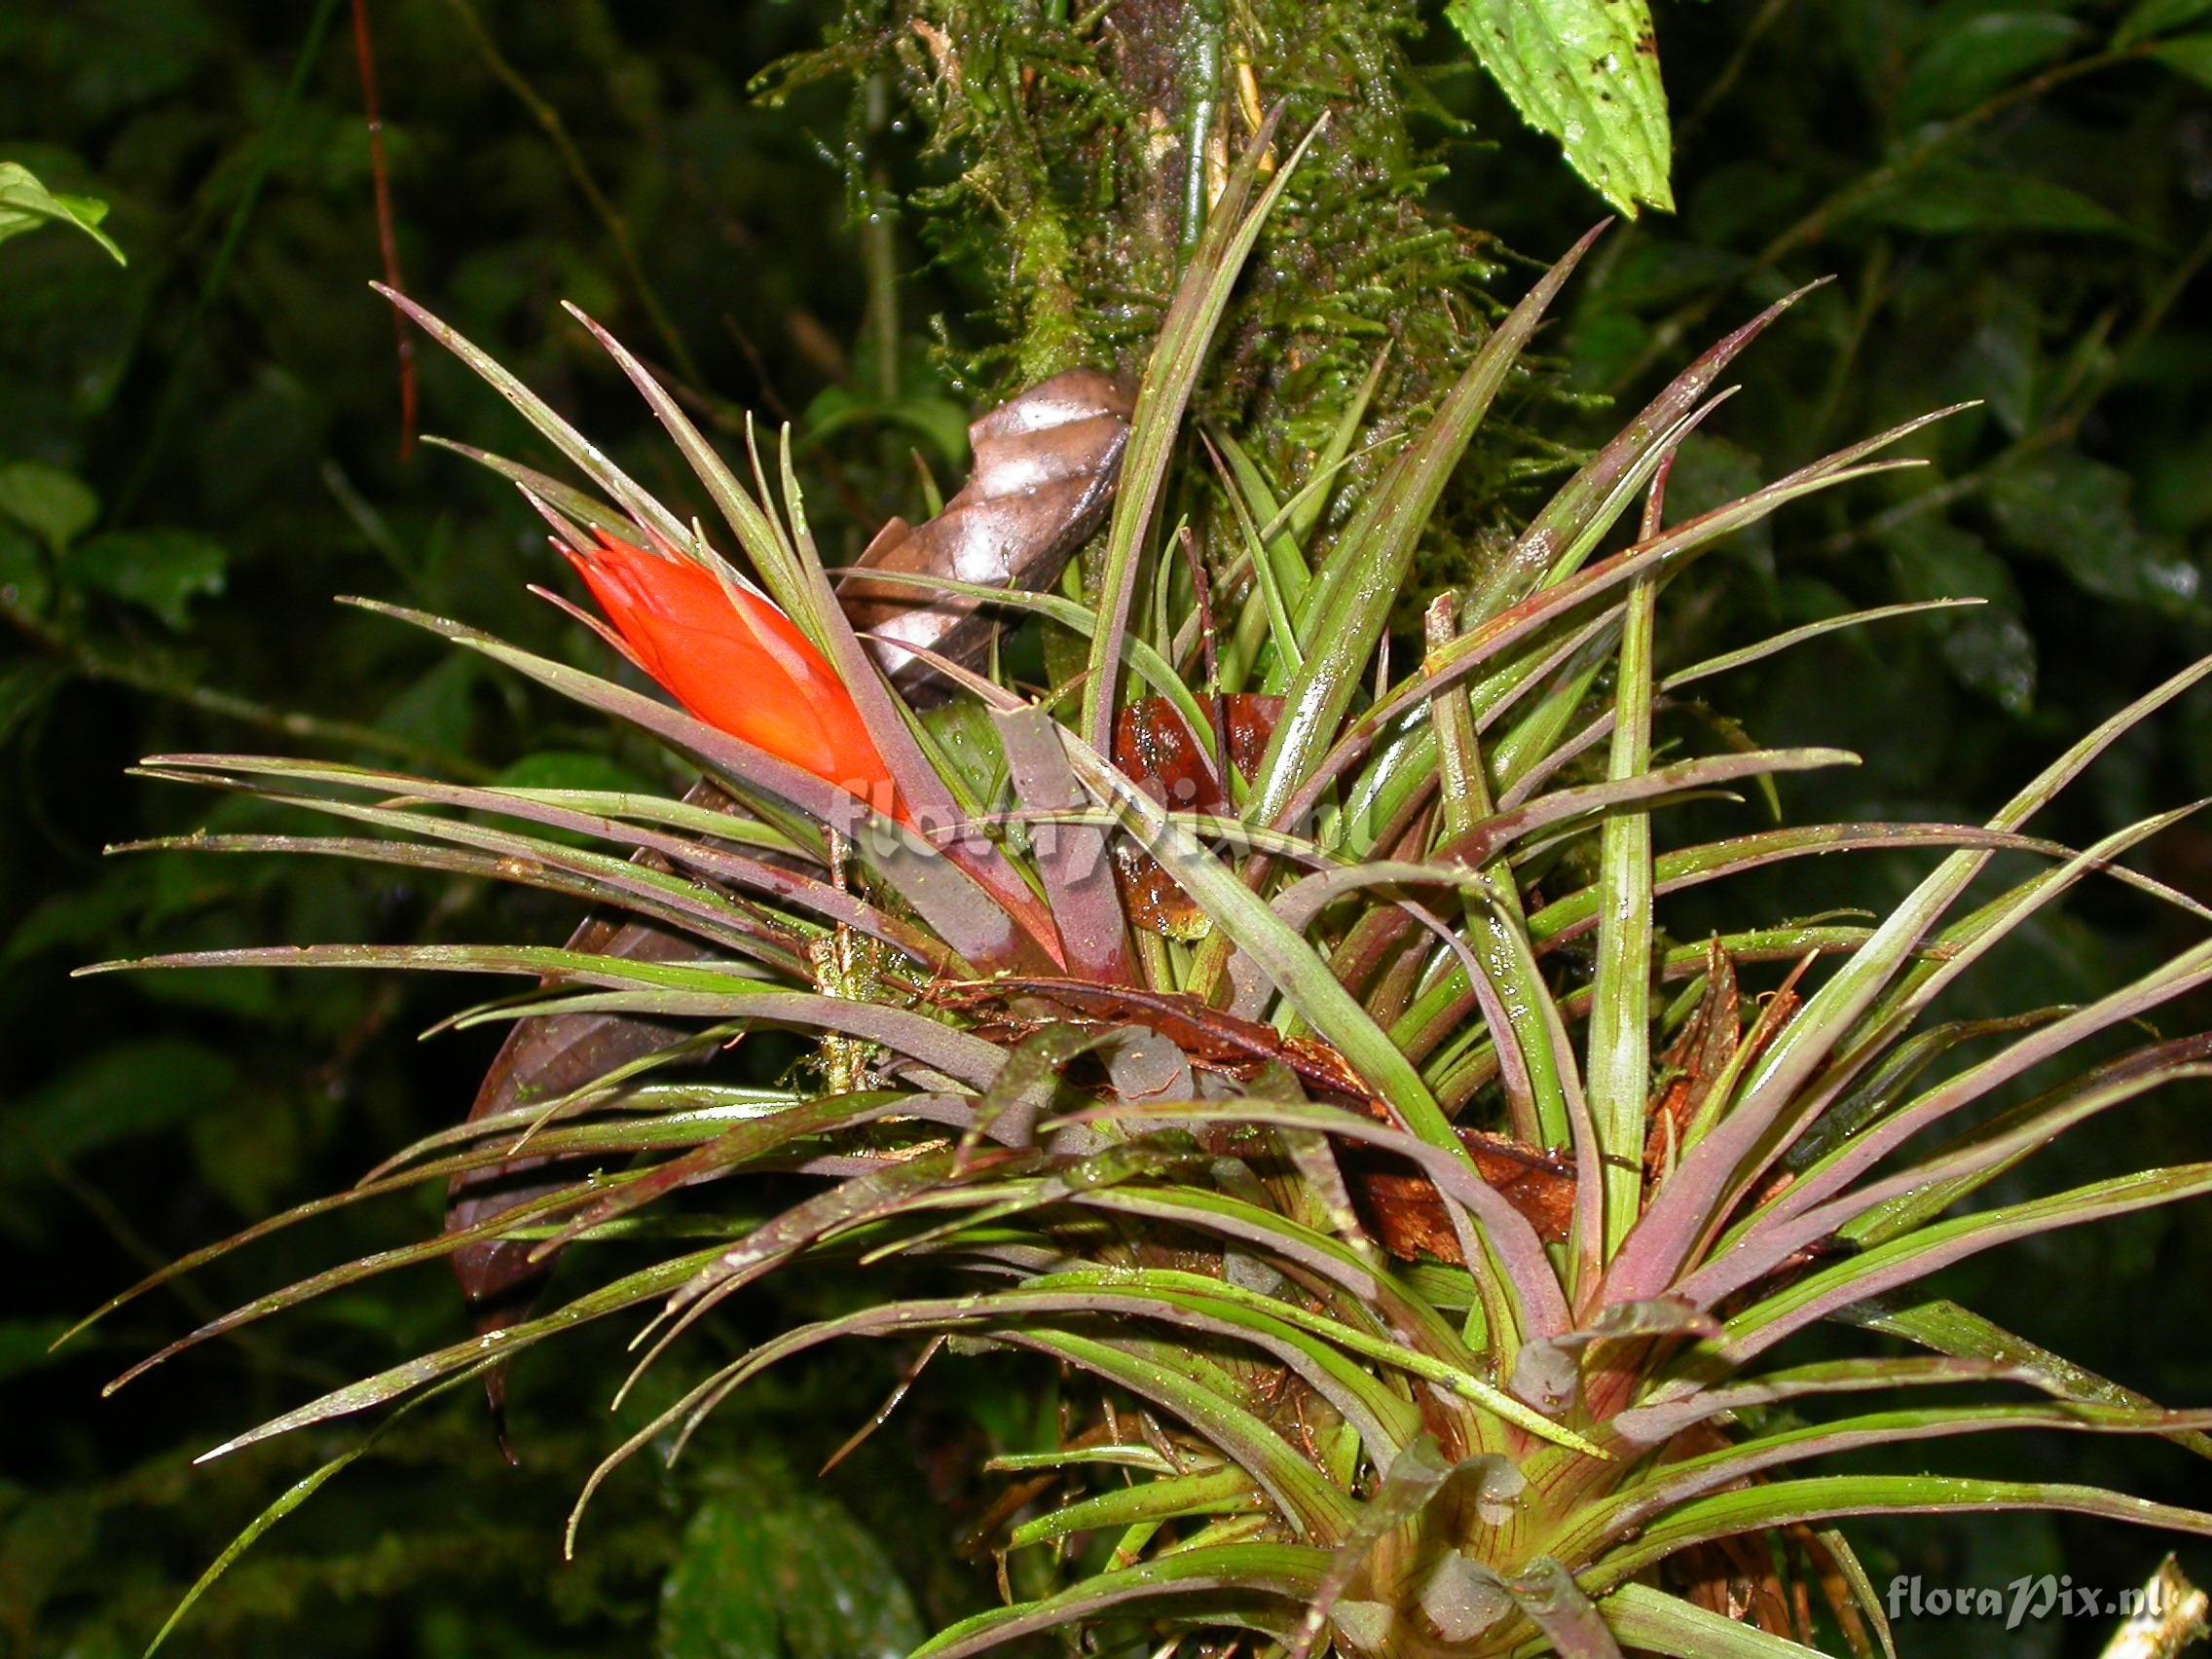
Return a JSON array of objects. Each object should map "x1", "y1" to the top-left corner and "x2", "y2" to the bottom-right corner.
[
  {"x1": 1588, "y1": 1474, "x2": 2212, "y2": 1592},
  {"x1": 1601, "y1": 1582, "x2": 1831, "y2": 1658},
  {"x1": 1445, "y1": 0, "x2": 1674, "y2": 216},
  {"x1": 906, "y1": 1544, "x2": 1326, "y2": 1658}
]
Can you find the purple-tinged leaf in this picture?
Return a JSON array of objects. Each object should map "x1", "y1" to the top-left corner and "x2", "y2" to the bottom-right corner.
[
  {"x1": 1720, "y1": 1161, "x2": 2212, "y2": 1364},
  {"x1": 378, "y1": 285, "x2": 702, "y2": 563},
  {"x1": 1006, "y1": 1465, "x2": 1262, "y2": 1551},
  {"x1": 1613, "y1": 1355, "x2": 2038, "y2": 1445},
  {"x1": 1608, "y1": 661, "x2": 2212, "y2": 1306},
  {"x1": 994, "y1": 706, "x2": 1132, "y2": 983},
  {"x1": 1082, "y1": 109, "x2": 1311, "y2": 759},
  {"x1": 1073, "y1": 1186, "x2": 1474, "y2": 1365},
  {"x1": 1247, "y1": 223, "x2": 1606, "y2": 830},
  {"x1": 1731, "y1": 920, "x2": 2212, "y2": 1247},
  {"x1": 192, "y1": 1243, "x2": 738, "y2": 1462},
  {"x1": 137, "y1": 754, "x2": 949, "y2": 963},
  {"x1": 1281, "y1": 452, "x2": 1928, "y2": 838},
  {"x1": 82, "y1": 945, "x2": 1003, "y2": 1084},
  {"x1": 1469, "y1": 281, "x2": 1833, "y2": 621},
  {"x1": 1684, "y1": 1035, "x2": 2212, "y2": 1309},
  {"x1": 1287, "y1": 1435, "x2": 1455, "y2": 1659},
  {"x1": 1839, "y1": 1296, "x2": 2212, "y2": 1462},
  {"x1": 1507, "y1": 1556, "x2": 1623, "y2": 1658},
  {"x1": 1598, "y1": 1403, "x2": 2212, "y2": 1545},
  {"x1": 568, "y1": 305, "x2": 1065, "y2": 955},
  {"x1": 1525, "y1": 818, "x2": 2210, "y2": 953},
  {"x1": 114, "y1": 830, "x2": 785, "y2": 965},
  {"x1": 1588, "y1": 1475, "x2": 2212, "y2": 1593},
  {"x1": 1064, "y1": 1096, "x2": 1572, "y2": 1343}
]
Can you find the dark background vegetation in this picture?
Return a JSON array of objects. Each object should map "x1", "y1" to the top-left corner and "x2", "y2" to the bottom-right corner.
[{"x1": 4, "y1": 1, "x2": 2210, "y2": 1654}]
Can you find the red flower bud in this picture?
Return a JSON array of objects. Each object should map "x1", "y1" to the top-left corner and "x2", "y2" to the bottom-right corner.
[{"x1": 563, "y1": 531, "x2": 900, "y2": 817}]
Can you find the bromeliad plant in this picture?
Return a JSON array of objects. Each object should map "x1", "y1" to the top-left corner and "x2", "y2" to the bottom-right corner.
[{"x1": 73, "y1": 125, "x2": 2212, "y2": 1657}]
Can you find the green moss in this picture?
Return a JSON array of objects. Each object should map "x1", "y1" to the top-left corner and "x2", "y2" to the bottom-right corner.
[{"x1": 772, "y1": 0, "x2": 1582, "y2": 621}]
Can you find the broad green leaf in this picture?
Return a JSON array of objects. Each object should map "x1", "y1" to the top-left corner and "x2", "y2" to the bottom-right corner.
[
  {"x1": 657, "y1": 1473, "x2": 924, "y2": 1659},
  {"x1": 0, "y1": 461, "x2": 98, "y2": 554},
  {"x1": 2120, "y1": 0, "x2": 2212, "y2": 42},
  {"x1": 67, "y1": 530, "x2": 228, "y2": 628},
  {"x1": 2149, "y1": 33, "x2": 2212, "y2": 87},
  {"x1": 1988, "y1": 450, "x2": 2200, "y2": 614},
  {"x1": 1896, "y1": 12, "x2": 2085, "y2": 125},
  {"x1": 1854, "y1": 166, "x2": 2135, "y2": 238},
  {"x1": 1881, "y1": 519, "x2": 2035, "y2": 712},
  {"x1": 2, "y1": 1038, "x2": 238, "y2": 1180},
  {"x1": 1446, "y1": 0, "x2": 1674, "y2": 215},
  {"x1": 0, "y1": 524, "x2": 52, "y2": 621},
  {"x1": 0, "y1": 162, "x2": 125, "y2": 263}
]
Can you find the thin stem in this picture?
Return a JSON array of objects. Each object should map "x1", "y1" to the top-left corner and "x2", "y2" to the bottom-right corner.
[
  {"x1": 116, "y1": 0, "x2": 347, "y2": 519},
  {"x1": 1615, "y1": 45, "x2": 2148, "y2": 392},
  {"x1": 438, "y1": 0, "x2": 707, "y2": 392},
  {"x1": 1812, "y1": 221, "x2": 2212, "y2": 559},
  {"x1": 3, "y1": 598, "x2": 494, "y2": 781},
  {"x1": 1675, "y1": 0, "x2": 1803, "y2": 152},
  {"x1": 862, "y1": 73, "x2": 902, "y2": 406}
]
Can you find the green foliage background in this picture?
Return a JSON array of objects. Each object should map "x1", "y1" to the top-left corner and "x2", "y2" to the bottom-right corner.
[{"x1": 3, "y1": 1, "x2": 2209, "y2": 1653}]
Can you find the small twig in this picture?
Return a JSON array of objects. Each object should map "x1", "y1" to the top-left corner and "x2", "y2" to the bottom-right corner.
[
  {"x1": 117, "y1": 0, "x2": 347, "y2": 518},
  {"x1": 1675, "y1": 0, "x2": 1803, "y2": 152},
  {"x1": 1615, "y1": 45, "x2": 2148, "y2": 392},
  {"x1": 438, "y1": 0, "x2": 708, "y2": 392},
  {"x1": 41, "y1": 1149, "x2": 348, "y2": 1390},
  {"x1": 1812, "y1": 222, "x2": 2212, "y2": 559},
  {"x1": 3, "y1": 598, "x2": 493, "y2": 781},
  {"x1": 1804, "y1": 238, "x2": 1893, "y2": 449},
  {"x1": 320, "y1": 458, "x2": 420, "y2": 594}
]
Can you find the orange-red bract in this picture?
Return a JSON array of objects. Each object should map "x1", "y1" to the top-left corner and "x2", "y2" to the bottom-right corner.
[{"x1": 563, "y1": 531, "x2": 901, "y2": 817}]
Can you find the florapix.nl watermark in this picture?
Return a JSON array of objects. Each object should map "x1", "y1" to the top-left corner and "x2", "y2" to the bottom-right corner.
[{"x1": 1887, "y1": 1570, "x2": 2189, "y2": 1632}]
